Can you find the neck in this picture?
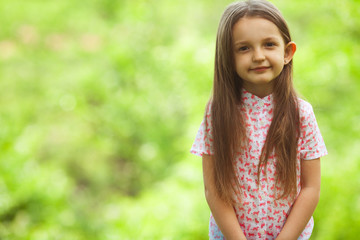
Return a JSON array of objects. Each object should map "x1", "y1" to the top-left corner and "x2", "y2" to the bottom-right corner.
[{"x1": 242, "y1": 83, "x2": 273, "y2": 98}]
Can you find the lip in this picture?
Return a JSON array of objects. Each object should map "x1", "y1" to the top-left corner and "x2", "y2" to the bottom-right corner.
[{"x1": 250, "y1": 66, "x2": 271, "y2": 72}]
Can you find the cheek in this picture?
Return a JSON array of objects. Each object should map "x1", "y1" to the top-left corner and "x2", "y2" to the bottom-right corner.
[
  {"x1": 271, "y1": 55, "x2": 285, "y2": 71},
  {"x1": 270, "y1": 52, "x2": 284, "y2": 62},
  {"x1": 235, "y1": 55, "x2": 249, "y2": 69},
  {"x1": 234, "y1": 57, "x2": 247, "y2": 77},
  {"x1": 274, "y1": 50, "x2": 286, "y2": 62}
]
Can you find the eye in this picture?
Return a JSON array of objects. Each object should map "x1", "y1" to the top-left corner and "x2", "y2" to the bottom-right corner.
[
  {"x1": 238, "y1": 46, "x2": 249, "y2": 52},
  {"x1": 265, "y1": 42, "x2": 276, "y2": 47}
]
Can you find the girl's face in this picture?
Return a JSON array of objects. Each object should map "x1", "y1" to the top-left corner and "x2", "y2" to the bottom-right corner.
[{"x1": 232, "y1": 17, "x2": 296, "y2": 97}]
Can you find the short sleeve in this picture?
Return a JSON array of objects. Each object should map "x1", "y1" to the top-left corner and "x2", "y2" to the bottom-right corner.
[
  {"x1": 190, "y1": 103, "x2": 214, "y2": 156},
  {"x1": 299, "y1": 100, "x2": 328, "y2": 160}
]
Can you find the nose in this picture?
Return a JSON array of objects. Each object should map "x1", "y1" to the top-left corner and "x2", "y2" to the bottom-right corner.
[{"x1": 252, "y1": 48, "x2": 265, "y2": 62}]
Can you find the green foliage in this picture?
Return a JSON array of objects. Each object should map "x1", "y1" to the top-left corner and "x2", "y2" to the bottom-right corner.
[{"x1": 0, "y1": 0, "x2": 359, "y2": 239}]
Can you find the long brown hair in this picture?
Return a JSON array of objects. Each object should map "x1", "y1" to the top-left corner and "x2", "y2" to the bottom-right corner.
[{"x1": 207, "y1": 0, "x2": 300, "y2": 204}]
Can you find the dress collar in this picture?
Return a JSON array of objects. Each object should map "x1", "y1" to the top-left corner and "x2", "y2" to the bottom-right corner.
[{"x1": 241, "y1": 88, "x2": 274, "y2": 108}]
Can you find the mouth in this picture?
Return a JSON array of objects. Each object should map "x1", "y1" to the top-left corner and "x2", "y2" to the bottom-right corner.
[{"x1": 250, "y1": 66, "x2": 271, "y2": 72}]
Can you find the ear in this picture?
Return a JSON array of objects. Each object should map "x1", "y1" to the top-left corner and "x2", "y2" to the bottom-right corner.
[{"x1": 284, "y1": 41, "x2": 296, "y2": 65}]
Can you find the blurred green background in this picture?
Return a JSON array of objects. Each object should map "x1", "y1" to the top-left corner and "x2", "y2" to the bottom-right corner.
[{"x1": 0, "y1": 0, "x2": 359, "y2": 239}]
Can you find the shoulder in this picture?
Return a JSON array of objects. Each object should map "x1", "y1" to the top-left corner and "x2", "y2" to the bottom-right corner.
[
  {"x1": 297, "y1": 97, "x2": 318, "y2": 132},
  {"x1": 297, "y1": 98, "x2": 314, "y2": 118},
  {"x1": 204, "y1": 100, "x2": 213, "y2": 120},
  {"x1": 206, "y1": 100, "x2": 212, "y2": 112}
]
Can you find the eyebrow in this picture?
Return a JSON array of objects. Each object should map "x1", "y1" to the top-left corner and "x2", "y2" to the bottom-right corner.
[{"x1": 234, "y1": 36, "x2": 282, "y2": 46}]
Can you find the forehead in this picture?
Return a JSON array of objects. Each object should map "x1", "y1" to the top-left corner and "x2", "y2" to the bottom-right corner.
[{"x1": 232, "y1": 17, "x2": 284, "y2": 43}]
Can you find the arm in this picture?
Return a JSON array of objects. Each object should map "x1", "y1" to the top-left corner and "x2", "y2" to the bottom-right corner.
[
  {"x1": 276, "y1": 158, "x2": 321, "y2": 240},
  {"x1": 202, "y1": 154, "x2": 247, "y2": 240}
]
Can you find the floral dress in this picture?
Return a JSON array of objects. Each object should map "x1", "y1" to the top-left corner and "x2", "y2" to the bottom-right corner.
[{"x1": 190, "y1": 89, "x2": 328, "y2": 240}]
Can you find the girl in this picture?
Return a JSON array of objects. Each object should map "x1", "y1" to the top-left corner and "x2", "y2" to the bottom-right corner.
[{"x1": 190, "y1": 0, "x2": 327, "y2": 240}]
